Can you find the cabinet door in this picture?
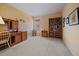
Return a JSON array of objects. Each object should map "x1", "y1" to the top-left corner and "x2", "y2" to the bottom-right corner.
[
  {"x1": 3, "y1": 18, "x2": 11, "y2": 29},
  {"x1": 49, "y1": 18, "x2": 55, "y2": 37},
  {"x1": 42, "y1": 31, "x2": 48, "y2": 37},
  {"x1": 49, "y1": 17, "x2": 62, "y2": 39},
  {"x1": 15, "y1": 33, "x2": 21, "y2": 44},
  {"x1": 54, "y1": 17, "x2": 62, "y2": 39},
  {"x1": 22, "y1": 32, "x2": 27, "y2": 41},
  {"x1": 12, "y1": 20, "x2": 18, "y2": 31}
]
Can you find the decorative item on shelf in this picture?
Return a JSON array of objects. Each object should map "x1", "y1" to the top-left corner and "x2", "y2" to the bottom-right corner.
[
  {"x1": 62, "y1": 17, "x2": 65, "y2": 27},
  {"x1": 66, "y1": 17, "x2": 69, "y2": 24},
  {"x1": 20, "y1": 19, "x2": 25, "y2": 23},
  {"x1": 15, "y1": 18, "x2": 18, "y2": 20},
  {"x1": 0, "y1": 16, "x2": 5, "y2": 25},
  {"x1": 20, "y1": 19, "x2": 22, "y2": 21},
  {"x1": 68, "y1": 7, "x2": 79, "y2": 26}
]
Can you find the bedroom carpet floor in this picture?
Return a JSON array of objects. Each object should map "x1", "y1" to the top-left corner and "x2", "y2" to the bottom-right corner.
[{"x1": 0, "y1": 36, "x2": 72, "y2": 56}]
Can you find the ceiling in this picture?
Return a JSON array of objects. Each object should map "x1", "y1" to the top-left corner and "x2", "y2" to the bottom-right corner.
[{"x1": 9, "y1": 3, "x2": 65, "y2": 16}]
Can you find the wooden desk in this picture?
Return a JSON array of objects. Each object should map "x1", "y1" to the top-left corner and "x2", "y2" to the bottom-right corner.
[{"x1": 10, "y1": 32, "x2": 27, "y2": 46}]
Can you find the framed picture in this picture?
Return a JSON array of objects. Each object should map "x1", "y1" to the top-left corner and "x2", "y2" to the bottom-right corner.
[
  {"x1": 62, "y1": 17, "x2": 65, "y2": 27},
  {"x1": 68, "y1": 7, "x2": 79, "y2": 26},
  {"x1": 66, "y1": 17, "x2": 69, "y2": 24}
]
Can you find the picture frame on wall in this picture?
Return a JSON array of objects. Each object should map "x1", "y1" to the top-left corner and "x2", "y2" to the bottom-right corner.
[
  {"x1": 68, "y1": 7, "x2": 79, "y2": 26},
  {"x1": 66, "y1": 17, "x2": 69, "y2": 24},
  {"x1": 62, "y1": 17, "x2": 65, "y2": 27}
]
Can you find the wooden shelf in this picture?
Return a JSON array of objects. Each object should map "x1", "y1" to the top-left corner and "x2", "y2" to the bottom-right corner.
[
  {"x1": 3, "y1": 18, "x2": 27, "y2": 46},
  {"x1": 49, "y1": 17, "x2": 62, "y2": 39}
]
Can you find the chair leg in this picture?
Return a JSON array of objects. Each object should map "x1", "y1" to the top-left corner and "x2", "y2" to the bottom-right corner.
[{"x1": 7, "y1": 42, "x2": 10, "y2": 47}]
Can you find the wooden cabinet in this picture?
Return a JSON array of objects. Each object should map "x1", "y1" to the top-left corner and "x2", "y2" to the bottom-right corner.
[
  {"x1": 11, "y1": 20, "x2": 18, "y2": 31},
  {"x1": 10, "y1": 32, "x2": 21, "y2": 46},
  {"x1": 41, "y1": 30, "x2": 48, "y2": 37},
  {"x1": 15, "y1": 32, "x2": 21, "y2": 44},
  {"x1": 3, "y1": 18, "x2": 18, "y2": 31},
  {"x1": 3, "y1": 18, "x2": 11, "y2": 29},
  {"x1": 10, "y1": 32, "x2": 27, "y2": 46},
  {"x1": 49, "y1": 17, "x2": 62, "y2": 39},
  {"x1": 49, "y1": 18, "x2": 55, "y2": 37},
  {"x1": 3, "y1": 18, "x2": 27, "y2": 46},
  {"x1": 21, "y1": 32, "x2": 27, "y2": 41}
]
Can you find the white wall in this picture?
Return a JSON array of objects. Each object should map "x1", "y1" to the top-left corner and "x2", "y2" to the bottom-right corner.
[
  {"x1": 18, "y1": 18, "x2": 33, "y2": 36},
  {"x1": 62, "y1": 3, "x2": 79, "y2": 56}
]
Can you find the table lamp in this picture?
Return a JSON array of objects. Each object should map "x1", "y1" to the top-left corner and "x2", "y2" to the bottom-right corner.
[{"x1": 0, "y1": 16, "x2": 5, "y2": 24}]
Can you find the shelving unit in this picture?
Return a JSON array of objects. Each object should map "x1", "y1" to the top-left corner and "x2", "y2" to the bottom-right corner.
[
  {"x1": 3, "y1": 18, "x2": 27, "y2": 46},
  {"x1": 49, "y1": 17, "x2": 62, "y2": 39}
]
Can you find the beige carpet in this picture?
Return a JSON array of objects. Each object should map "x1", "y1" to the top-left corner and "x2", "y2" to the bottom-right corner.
[{"x1": 0, "y1": 36, "x2": 72, "y2": 56}]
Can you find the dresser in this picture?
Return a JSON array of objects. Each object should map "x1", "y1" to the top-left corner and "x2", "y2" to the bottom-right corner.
[{"x1": 41, "y1": 30, "x2": 48, "y2": 37}]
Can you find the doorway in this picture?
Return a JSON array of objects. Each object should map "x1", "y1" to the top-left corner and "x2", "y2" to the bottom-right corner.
[{"x1": 32, "y1": 19, "x2": 40, "y2": 36}]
